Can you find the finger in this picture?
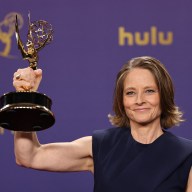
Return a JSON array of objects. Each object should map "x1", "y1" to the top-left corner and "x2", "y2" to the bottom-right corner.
[
  {"x1": 32, "y1": 69, "x2": 43, "y2": 91},
  {"x1": 14, "y1": 67, "x2": 34, "y2": 79},
  {"x1": 13, "y1": 67, "x2": 40, "y2": 92},
  {"x1": 13, "y1": 71, "x2": 22, "y2": 81},
  {"x1": 13, "y1": 80, "x2": 33, "y2": 91},
  {"x1": 21, "y1": 68, "x2": 35, "y2": 81},
  {"x1": 16, "y1": 74, "x2": 21, "y2": 80},
  {"x1": 34, "y1": 69, "x2": 42, "y2": 76}
]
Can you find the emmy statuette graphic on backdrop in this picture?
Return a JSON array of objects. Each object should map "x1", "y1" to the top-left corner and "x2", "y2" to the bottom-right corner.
[{"x1": 0, "y1": 13, "x2": 55, "y2": 131}]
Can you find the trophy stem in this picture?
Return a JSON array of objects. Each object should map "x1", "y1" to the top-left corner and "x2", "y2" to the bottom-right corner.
[{"x1": 29, "y1": 62, "x2": 37, "y2": 70}]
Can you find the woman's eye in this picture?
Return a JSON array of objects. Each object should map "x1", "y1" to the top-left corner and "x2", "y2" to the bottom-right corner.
[
  {"x1": 145, "y1": 89, "x2": 156, "y2": 94},
  {"x1": 126, "y1": 91, "x2": 135, "y2": 96}
]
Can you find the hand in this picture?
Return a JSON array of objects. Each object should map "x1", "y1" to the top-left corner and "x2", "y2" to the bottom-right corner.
[{"x1": 13, "y1": 67, "x2": 42, "y2": 92}]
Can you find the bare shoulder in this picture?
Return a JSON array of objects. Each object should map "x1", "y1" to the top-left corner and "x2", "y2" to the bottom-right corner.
[
  {"x1": 72, "y1": 136, "x2": 93, "y2": 157},
  {"x1": 74, "y1": 136, "x2": 92, "y2": 143},
  {"x1": 71, "y1": 136, "x2": 93, "y2": 172},
  {"x1": 37, "y1": 136, "x2": 93, "y2": 172}
]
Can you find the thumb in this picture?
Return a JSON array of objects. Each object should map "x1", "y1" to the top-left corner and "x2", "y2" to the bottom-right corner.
[
  {"x1": 32, "y1": 69, "x2": 42, "y2": 91},
  {"x1": 34, "y1": 69, "x2": 42, "y2": 77}
]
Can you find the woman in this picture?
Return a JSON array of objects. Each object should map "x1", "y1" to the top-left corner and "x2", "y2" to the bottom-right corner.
[{"x1": 13, "y1": 56, "x2": 192, "y2": 191}]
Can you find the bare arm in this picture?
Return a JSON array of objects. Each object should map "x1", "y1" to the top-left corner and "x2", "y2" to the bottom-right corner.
[
  {"x1": 14, "y1": 132, "x2": 93, "y2": 172},
  {"x1": 13, "y1": 67, "x2": 93, "y2": 173},
  {"x1": 186, "y1": 168, "x2": 192, "y2": 192}
]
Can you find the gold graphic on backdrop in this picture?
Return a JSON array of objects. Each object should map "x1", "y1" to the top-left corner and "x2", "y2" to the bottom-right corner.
[
  {"x1": 0, "y1": 12, "x2": 23, "y2": 58},
  {"x1": 118, "y1": 26, "x2": 173, "y2": 46}
]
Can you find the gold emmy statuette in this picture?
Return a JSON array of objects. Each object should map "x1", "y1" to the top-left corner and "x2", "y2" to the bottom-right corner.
[{"x1": 0, "y1": 13, "x2": 55, "y2": 131}]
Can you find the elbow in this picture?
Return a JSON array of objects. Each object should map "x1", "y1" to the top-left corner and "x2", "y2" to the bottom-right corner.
[
  {"x1": 15, "y1": 157, "x2": 30, "y2": 168},
  {"x1": 14, "y1": 146, "x2": 39, "y2": 168},
  {"x1": 15, "y1": 158, "x2": 23, "y2": 166},
  {"x1": 14, "y1": 154, "x2": 33, "y2": 168}
]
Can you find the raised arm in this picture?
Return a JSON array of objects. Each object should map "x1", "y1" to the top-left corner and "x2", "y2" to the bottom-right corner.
[
  {"x1": 14, "y1": 132, "x2": 93, "y2": 172},
  {"x1": 13, "y1": 68, "x2": 93, "y2": 173}
]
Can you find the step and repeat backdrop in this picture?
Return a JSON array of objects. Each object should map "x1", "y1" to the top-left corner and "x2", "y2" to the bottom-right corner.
[{"x1": 0, "y1": 0, "x2": 192, "y2": 191}]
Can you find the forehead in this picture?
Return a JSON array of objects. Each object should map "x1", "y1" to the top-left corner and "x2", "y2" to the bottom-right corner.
[{"x1": 124, "y1": 68, "x2": 157, "y2": 87}]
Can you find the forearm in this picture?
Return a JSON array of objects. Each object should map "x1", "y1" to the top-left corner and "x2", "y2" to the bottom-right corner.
[{"x1": 14, "y1": 132, "x2": 40, "y2": 167}]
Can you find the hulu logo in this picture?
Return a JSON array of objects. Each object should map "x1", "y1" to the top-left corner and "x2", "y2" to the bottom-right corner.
[{"x1": 118, "y1": 26, "x2": 173, "y2": 46}]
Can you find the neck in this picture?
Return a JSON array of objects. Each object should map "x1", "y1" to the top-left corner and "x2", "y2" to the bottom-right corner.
[{"x1": 130, "y1": 121, "x2": 164, "y2": 144}]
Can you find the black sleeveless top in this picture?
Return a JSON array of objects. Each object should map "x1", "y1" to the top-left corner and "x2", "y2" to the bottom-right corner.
[{"x1": 92, "y1": 127, "x2": 192, "y2": 192}]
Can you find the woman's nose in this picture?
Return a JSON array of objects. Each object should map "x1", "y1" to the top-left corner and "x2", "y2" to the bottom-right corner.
[{"x1": 136, "y1": 92, "x2": 145, "y2": 105}]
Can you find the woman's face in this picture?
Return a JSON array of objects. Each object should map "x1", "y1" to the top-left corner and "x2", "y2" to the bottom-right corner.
[{"x1": 123, "y1": 68, "x2": 161, "y2": 127}]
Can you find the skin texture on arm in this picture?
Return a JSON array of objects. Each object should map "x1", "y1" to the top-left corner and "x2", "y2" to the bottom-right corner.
[
  {"x1": 13, "y1": 67, "x2": 93, "y2": 173},
  {"x1": 14, "y1": 132, "x2": 93, "y2": 172},
  {"x1": 186, "y1": 168, "x2": 192, "y2": 192}
]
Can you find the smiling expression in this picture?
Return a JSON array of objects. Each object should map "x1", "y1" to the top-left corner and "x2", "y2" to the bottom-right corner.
[{"x1": 123, "y1": 68, "x2": 161, "y2": 127}]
